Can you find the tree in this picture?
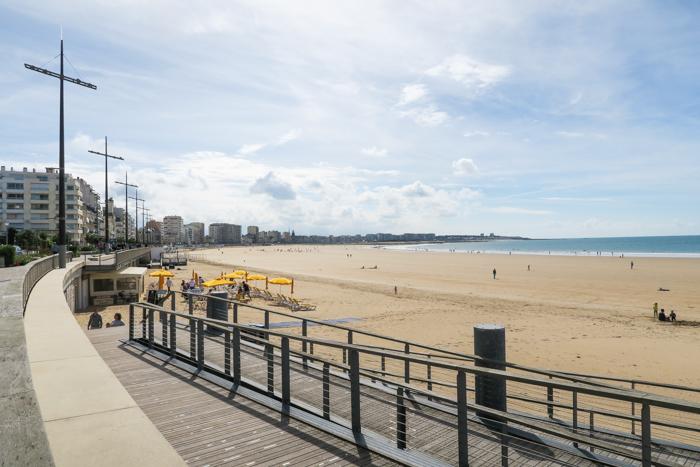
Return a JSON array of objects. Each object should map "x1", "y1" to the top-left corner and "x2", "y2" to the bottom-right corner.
[
  {"x1": 7, "y1": 227, "x2": 17, "y2": 245},
  {"x1": 85, "y1": 233, "x2": 99, "y2": 245},
  {"x1": 16, "y1": 229, "x2": 38, "y2": 249}
]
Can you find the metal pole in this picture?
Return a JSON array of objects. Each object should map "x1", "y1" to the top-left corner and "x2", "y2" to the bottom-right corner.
[
  {"x1": 641, "y1": 403, "x2": 652, "y2": 467},
  {"x1": 104, "y1": 137, "x2": 108, "y2": 251},
  {"x1": 224, "y1": 329, "x2": 231, "y2": 376},
  {"x1": 233, "y1": 327, "x2": 241, "y2": 384},
  {"x1": 302, "y1": 319, "x2": 308, "y2": 369},
  {"x1": 457, "y1": 370, "x2": 469, "y2": 467},
  {"x1": 169, "y1": 314, "x2": 176, "y2": 358},
  {"x1": 323, "y1": 362, "x2": 330, "y2": 420},
  {"x1": 197, "y1": 320, "x2": 204, "y2": 371},
  {"x1": 128, "y1": 304, "x2": 134, "y2": 340},
  {"x1": 631, "y1": 381, "x2": 636, "y2": 435},
  {"x1": 405, "y1": 343, "x2": 410, "y2": 385},
  {"x1": 148, "y1": 308, "x2": 154, "y2": 349},
  {"x1": 474, "y1": 324, "x2": 507, "y2": 414},
  {"x1": 266, "y1": 343, "x2": 274, "y2": 394},
  {"x1": 573, "y1": 391, "x2": 578, "y2": 448},
  {"x1": 282, "y1": 337, "x2": 290, "y2": 405},
  {"x1": 58, "y1": 39, "x2": 66, "y2": 268},
  {"x1": 349, "y1": 349, "x2": 361, "y2": 433},
  {"x1": 397, "y1": 386, "x2": 407, "y2": 450}
]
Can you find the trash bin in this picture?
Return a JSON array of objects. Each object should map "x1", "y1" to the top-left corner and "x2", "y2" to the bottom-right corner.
[{"x1": 206, "y1": 291, "x2": 228, "y2": 336}]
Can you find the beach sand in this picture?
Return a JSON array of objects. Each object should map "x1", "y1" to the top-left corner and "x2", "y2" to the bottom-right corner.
[{"x1": 80, "y1": 244, "x2": 700, "y2": 397}]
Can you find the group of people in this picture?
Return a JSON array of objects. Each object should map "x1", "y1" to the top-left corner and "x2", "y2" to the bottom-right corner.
[
  {"x1": 653, "y1": 303, "x2": 677, "y2": 322},
  {"x1": 87, "y1": 311, "x2": 125, "y2": 329},
  {"x1": 181, "y1": 277, "x2": 205, "y2": 291}
]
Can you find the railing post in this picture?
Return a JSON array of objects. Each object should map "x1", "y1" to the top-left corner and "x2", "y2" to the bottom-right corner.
[
  {"x1": 169, "y1": 314, "x2": 176, "y2": 358},
  {"x1": 349, "y1": 349, "x2": 361, "y2": 433},
  {"x1": 641, "y1": 403, "x2": 652, "y2": 467},
  {"x1": 302, "y1": 320, "x2": 308, "y2": 369},
  {"x1": 161, "y1": 310, "x2": 168, "y2": 346},
  {"x1": 589, "y1": 412, "x2": 594, "y2": 452},
  {"x1": 404, "y1": 343, "x2": 410, "y2": 385},
  {"x1": 142, "y1": 308, "x2": 147, "y2": 338},
  {"x1": 266, "y1": 343, "x2": 274, "y2": 394},
  {"x1": 282, "y1": 337, "x2": 290, "y2": 405},
  {"x1": 233, "y1": 303, "x2": 238, "y2": 323},
  {"x1": 148, "y1": 309, "x2": 154, "y2": 349},
  {"x1": 573, "y1": 391, "x2": 578, "y2": 448},
  {"x1": 224, "y1": 329, "x2": 231, "y2": 376},
  {"x1": 631, "y1": 381, "x2": 636, "y2": 435},
  {"x1": 129, "y1": 305, "x2": 134, "y2": 340},
  {"x1": 427, "y1": 356, "x2": 432, "y2": 401},
  {"x1": 197, "y1": 320, "x2": 204, "y2": 371},
  {"x1": 188, "y1": 293, "x2": 193, "y2": 315},
  {"x1": 547, "y1": 378, "x2": 554, "y2": 419},
  {"x1": 381, "y1": 355, "x2": 386, "y2": 377},
  {"x1": 264, "y1": 310, "x2": 269, "y2": 340},
  {"x1": 500, "y1": 416, "x2": 508, "y2": 467},
  {"x1": 189, "y1": 313, "x2": 195, "y2": 359},
  {"x1": 457, "y1": 370, "x2": 469, "y2": 467},
  {"x1": 171, "y1": 292, "x2": 176, "y2": 311},
  {"x1": 323, "y1": 362, "x2": 330, "y2": 420},
  {"x1": 344, "y1": 331, "x2": 352, "y2": 374},
  {"x1": 397, "y1": 386, "x2": 407, "y2": 450}
]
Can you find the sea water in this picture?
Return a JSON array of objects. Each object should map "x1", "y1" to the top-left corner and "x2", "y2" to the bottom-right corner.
[{"x1": 384, "y1": 235, "x2": 700, "y2": 258}]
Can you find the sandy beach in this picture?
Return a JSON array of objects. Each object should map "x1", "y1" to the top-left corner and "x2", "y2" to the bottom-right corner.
[{"x1": 77, "y1": 244, "x2": 700, "y2": 393}]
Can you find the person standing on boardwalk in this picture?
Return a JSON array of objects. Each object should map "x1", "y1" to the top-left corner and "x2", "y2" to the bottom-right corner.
[
  {"x1": 653, "y1": 303, "x2": 658, "y2": 317},
  {"x1": 493, "y1": 268, "x2": 497, "y2": 279},
  {"x1": 87, "y1": 310, "x2": 103, "y2": 330}
]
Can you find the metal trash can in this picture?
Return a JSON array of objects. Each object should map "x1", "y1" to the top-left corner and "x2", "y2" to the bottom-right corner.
[{"x1": 206, "y1": 291, "x2": 228, "y2": 336}]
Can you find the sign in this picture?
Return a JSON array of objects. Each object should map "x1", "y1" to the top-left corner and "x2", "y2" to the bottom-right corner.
[{"x1": 93, "y1": 295, "x2": 114, "y2": 306}]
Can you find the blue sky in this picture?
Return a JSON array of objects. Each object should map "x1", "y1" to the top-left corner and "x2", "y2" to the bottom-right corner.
[{"x1": 2, "y1": 1, "x2": 699, "y2": 238}]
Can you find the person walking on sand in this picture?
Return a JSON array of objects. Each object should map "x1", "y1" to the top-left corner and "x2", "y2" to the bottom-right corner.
[
  {"x1": 493, "y1": 268, "x2": 497, "y2": 279},
  {"x1": 394, "y1": 286, "x2": 397, "y2": 295},
  {"x1": 527, "y1": 265, "x2": 530, "y2": 271},
  {"x1": 166, "y1": 277, "x2": 173, "y2": 292},
  {"x1": 631, "y1": 260, "x2": 634, "y2": 269},
  {"x1": 653, "y1": 303, "x2": 658, "y2": 317},
  {"x1": 670, "y1": 310, "x2": 677, "y2": 322}
]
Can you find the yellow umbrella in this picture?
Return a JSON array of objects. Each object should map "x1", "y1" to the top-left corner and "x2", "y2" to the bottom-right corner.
[
  {"x1": 223, "y1": 273, "x2": 243, "y2": 279},
  {"x1": 233, "y1": 270, "x2": 248, "y2": 275},
  {"x1": 201, "y1": 278, "x2": 237, "y2": 288},
  {"x1": 149, "y1": 269, "x2": 175, "y2": 291},
  {"x1": 269, "y1": 277, "x2": 294, "y2": 294},
  {"x1": 247, "y1": 274, "x2": 267, "y2": 281}
]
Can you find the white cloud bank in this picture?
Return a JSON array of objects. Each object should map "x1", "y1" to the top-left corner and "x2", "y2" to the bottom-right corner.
[
  {"x1": 426, "y1": 54, "x2": 511, "y2": 91},
  {"x1": 452, "y1": 158, "x2": 479, "y2": 175},
  {"x1": 361, "y1": 147, "x2": 388, "y2": 157}
]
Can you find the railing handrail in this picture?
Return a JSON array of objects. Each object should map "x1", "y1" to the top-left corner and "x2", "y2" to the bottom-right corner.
[
  {"x1": 132, "y1": 300, "x2": 700, "y2": 414},
  {"x1": 171, "y1": 290, "x2": 700, "y2": 396},
  {"x1": 22, "y1": 254, "x2": 59, "y2": 311}
]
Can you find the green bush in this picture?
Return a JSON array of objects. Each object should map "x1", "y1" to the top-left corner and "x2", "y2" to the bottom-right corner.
[
  {"x1": 16, "y1": 255, "x2": 35, "y2": 266},
  {"x1": 0, "y1": 245, "x2": 16, "y2": 267},
  {"x1": 80, "y1": 245, "x2": 96, "y2": 252}
]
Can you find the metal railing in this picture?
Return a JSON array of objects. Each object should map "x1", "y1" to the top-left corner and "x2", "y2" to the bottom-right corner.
[{"x1": 127, "y1": 297, "x2": 700, "y2": 467}]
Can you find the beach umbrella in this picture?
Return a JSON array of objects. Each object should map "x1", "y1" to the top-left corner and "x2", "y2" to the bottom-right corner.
[
  {"x1": 149, "y1": 269, "x2": 174, "y2": 291},
  {"x1": 223, "y1": 273, "x2": 243, "y2": 280},
  {"x1": 269, "y1": 277, "x2": 294, "y2": 294},
  {"x1": 201, "y1": 278, "x2": 237, "y2": 288},
  {"x1": 247, "y1": 274, "x2": 267, "y2": 281}
]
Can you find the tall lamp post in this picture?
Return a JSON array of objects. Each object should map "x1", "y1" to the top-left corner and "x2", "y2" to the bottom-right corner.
[
  {"x1": 142, "y1": 208, "x2": 150, "y2": 245},
  {"x1": 89, "y1": 138, "x2": 123, "y2": 252},
  {"x1": 25, "y1": 34, "x2": 97, "y2": 268},
  {"x1": 115, "y1": 173, "x2": 137, "y2": 248},
  {"x1": 128, "y1": 192, "x2": 144, "y2": 244}
]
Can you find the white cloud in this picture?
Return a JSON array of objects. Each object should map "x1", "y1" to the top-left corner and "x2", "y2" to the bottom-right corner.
[
  {"x1": 398, "y1": 84, "x2": 428, "y2": 105},
  {"x1": 556, "y1": 131, "x2": 583, "y2": 138},
  {"x1": 464, "y1": 130, "x2": 490, "y2": 137},
  {"x1": 361, "y1": 147, "x2": 388, "y2": 157},
  {"x1": 276, "y1": 129, "x2": 301, "y2": 145},
  {"x1": 489, "y1": 207, "x2": 553, "y2": 214},
  {"x1": 425, "y1": 54, "x2": 511, "y2": 90},
  {"x1": 249, "y1": 172, "x2": 297, "y2": 200},
  {"x1": 398, "y1": 104, "x2": 448, "y2": 127},
  {"x1": 452, "y1": 158, "x2": 480, "y2": 175},
  {"x1": 236, "y1": 143, "x2": 266, "y2": 156}
]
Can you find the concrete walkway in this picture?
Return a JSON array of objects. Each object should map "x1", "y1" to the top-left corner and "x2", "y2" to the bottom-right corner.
[{"x1": 24, "y1": 265, "x2": 185, "y2": 467}]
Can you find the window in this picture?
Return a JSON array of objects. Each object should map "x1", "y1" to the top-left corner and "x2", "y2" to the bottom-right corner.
[
  {"x1": 93, "y1": 279, "x2": 114, "y2": 292},
  {"x1": 116, "y1": 278, "x2": 138, "y2": 291},
  {"x1": 7, "y1": 193, "x2": 23, "y2": 199},
  {"x1": 13, "y1": 176, "x2": 24, "y2": 180},
  {"x1": 7, "y1": 183, "x2": 23, "y2": 189},
  {"x1": 30, "y1": 184, "x2": 48, "y2": 191},
  {"x1": 30, "y1": 194, "x2": 48, "y2": 200},
  {"x1": 67, "y1": 204, "x2": 75, "y2": 210},
  {"x1": 6, "y1": 214, "x2": 23, "y2": 220},
  {"x1": 67, "y1": 214, "x2": 75, "y2": 220},
  {"x1": 7, "y1": 203, "x2": 24, "y2": 209},
  {"x1": 67, "y1": 186, "x2": 74, "y2": 191},
  {"x1": 30, "y1": 204, "x2": 48, "y2": 210},
  {"x1": 31, "y1": 214, "x2": 49, "y2": 220},
  {"x1": 67, "y1": 224, "x2": 75, "y2": 229},
  {"x1": 67, "y1": 195, "x2": 74, "y2": 200},
  {"x1": 38, "y1": 176, "x2": 48, "y2": 181}
]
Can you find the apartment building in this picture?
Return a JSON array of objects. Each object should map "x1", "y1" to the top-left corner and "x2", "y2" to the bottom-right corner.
[
  {"x1": 1, "y1": 166, "x2": 86, "y2": 243},
  {"x1": 162, "y1": 215, "x2": 184, "y2": 244},
  {"x1": 185, "y1": 222, "x2": 204, "y2": 244},
  {"x1": 208, "y1": 223, "x2": 241, "y2": 244}
]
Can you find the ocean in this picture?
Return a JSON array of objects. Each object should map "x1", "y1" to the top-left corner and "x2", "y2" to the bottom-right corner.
[{"x1": 383, "y1": 235, "x2": 700, "y2": 258}]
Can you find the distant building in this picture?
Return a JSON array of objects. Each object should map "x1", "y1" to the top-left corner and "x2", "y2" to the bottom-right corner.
[
  {"x1": 489, "y1": 233, "x2": 495, "y2": 237},
  {"x1": 209, "y1": 223, "x2": 241, "y2": 244},
  {"x1": 185, "y1": 222, "x2": 204, "y2": 244},
  {"x1": 163, "y1": 216, "x2": 184, "y2": 244},
  {"x1": 247, "y1": 225, "x2": 259, "y2": 236}
]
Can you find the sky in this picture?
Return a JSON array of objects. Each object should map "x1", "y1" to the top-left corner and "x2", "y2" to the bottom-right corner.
[{"x1": 1, "y1": 1, "x2": 699, "y2": 238}]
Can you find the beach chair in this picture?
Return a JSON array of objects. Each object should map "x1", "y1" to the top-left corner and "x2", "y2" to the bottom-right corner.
[{"x1": 291, "y1": 298, "x2": 316, "y2": 311}]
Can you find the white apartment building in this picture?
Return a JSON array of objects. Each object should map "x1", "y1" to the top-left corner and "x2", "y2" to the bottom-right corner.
[
  {"x1": 77, "y1": 177, "x2": 102, "y2": 240},
  {"x1": 1, "y1": 166, "x2": 86, "y2": 243},
  {"x1": 247, "y1": 225, "x2": 259, "y2": 236},
  {"x1": 184, "y1": 222, "x2": 204, "y2": 244},
  {"x1": 208, "y1": 223, "x2": 241, "y2": 244},
  {"x1": 162, "y1": 215, "x2": 184, "y2": 244}
]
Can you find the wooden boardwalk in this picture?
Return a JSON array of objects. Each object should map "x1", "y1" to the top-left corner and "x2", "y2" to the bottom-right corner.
[
  {"x1": 87, "y1": 321, "x2": 700, "y2": 467},
  {"x1": 88, "y1": 326, "x2": 400, "y2": 466}
]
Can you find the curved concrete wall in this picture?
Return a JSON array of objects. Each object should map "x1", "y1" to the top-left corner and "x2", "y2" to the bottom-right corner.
[{"x1": 0, "y1": 262, "x2": 55, "y2": 467}]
